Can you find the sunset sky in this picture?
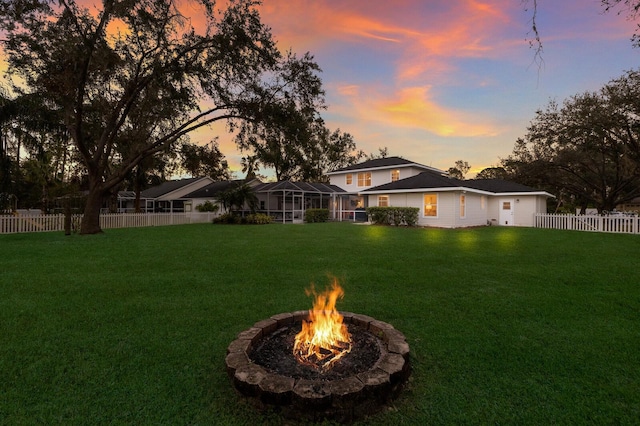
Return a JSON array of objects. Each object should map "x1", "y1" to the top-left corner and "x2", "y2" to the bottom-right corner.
[
  {"x1": 4, "y1": 1, "x2": 639, "y2": 179},
  {"x1": 206, "y1": 0, "x2": 639, "y2": 178}
]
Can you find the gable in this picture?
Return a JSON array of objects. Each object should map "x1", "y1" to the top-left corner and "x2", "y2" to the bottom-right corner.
[
  {"x1": 326, "y1": 156, "x2": 444, "y2": 175},
  {"x1": 141, "y1": 177, "x2": 213, "y2": 200}
]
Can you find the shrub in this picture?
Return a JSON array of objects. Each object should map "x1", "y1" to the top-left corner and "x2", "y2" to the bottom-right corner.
[
  {"x1": 212, "y1": 213, "x2": 240, "y2": 224},
  {"x1": 366, "y1": 207, "x2": 419, "y2": 226},
  {"x1": 305, "y1": 208, "x2": 330, "y2": 223},
  {"x1": 390, "y1": 208, "x2": 403, "y2": 226},
  {"x1": 195, "y1": 201, "x2": 219, "y2": 213},
  {"x1": 213, "y1": 212, "x2": 272, "y2": 225},
  {"x1": 367, "y1": 207, "x2": 390, "y2": 225},
  {"x1": 403, "y1": 208, "x2": 419, "y2": 226},
  {"x1": 245, "y1": 213, "x2": 273, "y2": 224}
]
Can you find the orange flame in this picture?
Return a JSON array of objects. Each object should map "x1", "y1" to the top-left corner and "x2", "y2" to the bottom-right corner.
[{"x1": 293, "y1": 279, "x2": 352, "y2": 371}]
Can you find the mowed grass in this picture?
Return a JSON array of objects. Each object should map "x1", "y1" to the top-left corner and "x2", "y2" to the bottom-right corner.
[{"x1": 0, "y1": 223, "x2": 638, "y2": 425}]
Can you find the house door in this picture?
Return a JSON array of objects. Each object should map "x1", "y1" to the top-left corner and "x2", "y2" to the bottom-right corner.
[{"x1": 499, "y1": 199, "x2": 514, "y2": 226}]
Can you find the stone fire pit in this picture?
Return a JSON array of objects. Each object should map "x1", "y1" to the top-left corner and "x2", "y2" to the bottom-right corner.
[{"x1": 225, "y1": 310, "x2": 411, "y2": 423}]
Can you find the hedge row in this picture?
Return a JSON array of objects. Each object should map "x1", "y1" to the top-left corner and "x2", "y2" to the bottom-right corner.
[
  {"x1": 304, "y1": 208, "x2": 330, "y2": 223},
  {"x1": 366, "y1": 207, "x2": 419, "y2": 226},
  {"x1": 212, "y1": 213, "x2": 273, "y2": 224}
]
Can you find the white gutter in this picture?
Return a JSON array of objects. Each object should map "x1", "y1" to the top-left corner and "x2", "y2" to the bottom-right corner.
[
  {"x1": 360, "y1": 187, "x2": 554, "y2": 198},
  {"x1": 359, "y1": 187, "x2": 493, "y2": 196}
]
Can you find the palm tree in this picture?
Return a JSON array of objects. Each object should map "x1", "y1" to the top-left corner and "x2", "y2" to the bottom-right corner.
[{"x1": 218, "y1": 182, "x2": 258, "y2": 216}]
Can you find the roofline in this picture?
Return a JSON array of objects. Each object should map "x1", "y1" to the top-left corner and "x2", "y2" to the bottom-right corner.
[
  {"x1": 360, "y1": 187, "x2": 554, "y2": 197},
  {"x1": 360, "y1": 186, "x2": 489, "y2": 196},
  {"x1": 493, "y1": 191, "x2": 555, "y2": 198},
  {"x1": 326, "y1": 162, "x2": 445, "y2": 175}
]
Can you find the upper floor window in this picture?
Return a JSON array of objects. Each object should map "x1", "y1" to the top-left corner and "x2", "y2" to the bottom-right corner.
[
  {"x1": 357, "y1": 172, "x2": 371, "y2": 187},
  {"x1": 346, "y1": 173, "x2": 353, "y2": 185},
  {"x1": 423, "y1": 193, "x2": 437, "y2": 217},
  {"x1": 391, "y1": 169, "x2": 400, "y2": 182},
  {"x1": 378, "y1": 195, "x2": 389, "y2": 207}
]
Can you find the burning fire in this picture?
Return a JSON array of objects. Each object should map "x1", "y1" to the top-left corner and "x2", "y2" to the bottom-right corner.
[{"x1": 293, "y1": 279, "x2": 352, "y2": 371}]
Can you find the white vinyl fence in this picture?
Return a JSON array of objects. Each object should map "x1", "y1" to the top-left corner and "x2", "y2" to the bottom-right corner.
[
  {"x1": 0, "y1": 212, "x2": 219, "y2": 234},
  {"x1": 535, "y1": 213, "x2": 640, "y2": 234}
]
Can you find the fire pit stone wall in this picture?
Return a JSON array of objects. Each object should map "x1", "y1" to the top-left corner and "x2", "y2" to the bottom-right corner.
[{"x1": 225, "y1": 311, "x2": 410, "y2": 423}]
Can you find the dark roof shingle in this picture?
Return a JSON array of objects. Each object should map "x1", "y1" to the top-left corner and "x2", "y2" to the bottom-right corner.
[
  {"x1": 465, "y1": 179, "x2": 542, "y2": 193},
  {"x1": 328, "y1": 156, "x2": 440, "y2": 173},
  {"x1": 184, "y1": 180, "x2": 244, "y2": 198},
  {"x1": 141, "y1": 177, "x2": 206, "y2": 198},
  {"x1": 361, "y1": 170, "x2": 463, "y2": 192},
  {"x1": 362, "y1": 172, "x2": 547, "y2": 194}
]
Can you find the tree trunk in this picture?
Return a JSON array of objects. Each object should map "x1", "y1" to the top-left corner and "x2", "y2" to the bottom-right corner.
[
  {"x1": 134, "y1": 166, "x2": 142, "y2": 213},
  {"x1": 64, "y1": 198, "x2": 71, "y2": 236},
  {"x1": 80, "y1": 180, "x2": 105, "y2": 234}
]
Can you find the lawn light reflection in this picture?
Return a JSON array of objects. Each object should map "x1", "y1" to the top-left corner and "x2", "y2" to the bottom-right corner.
[
  {"x1": 495, "y1": 229, "x2": 518, "y2": 250},
  {"x1": 456, "y1": 231, "x2": 478, "y2": 250},
  {"x1": 422, "y1": 228, "x2": 444, "y2": 245},
  {"x1": 364, "y1": 224, "x2": 388, "y2": 241}
]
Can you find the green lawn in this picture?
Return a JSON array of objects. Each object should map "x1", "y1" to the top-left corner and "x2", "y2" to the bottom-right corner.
[{"x1": 1, "y1": 223, "x2": 638, "y2": 425}]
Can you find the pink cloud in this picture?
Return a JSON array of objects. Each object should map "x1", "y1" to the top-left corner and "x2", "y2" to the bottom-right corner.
[{"x1": 331, "y1": 84, "x2": 500, "y2": 138}]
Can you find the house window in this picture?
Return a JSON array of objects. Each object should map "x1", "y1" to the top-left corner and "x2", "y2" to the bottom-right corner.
[
  {"x1": 423, "y1": 194, "x2": 437, "y2": 217},
  {"x1": 391, "y1": 169, "x2": 400, "y2": 182},
  {"x1": 481, "y1": 196, "x2": 486, "y2": 210},
  {"x1": 460, "y1": 194, "x2": 466, "y2": 218},
  {"x1": 357, "y1": 172, "x2": 371, "y2": 187},
  {"x1": 346, "y1": 174, "x2": 353, "y2": 185},
  {"x1": 378, "y1": 195, "x2": 389, "y2": 207}
]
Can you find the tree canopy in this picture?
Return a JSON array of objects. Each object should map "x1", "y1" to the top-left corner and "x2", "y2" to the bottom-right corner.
[
  {"x1": 447, "y1": 160, "x2": 470, "y2": 180},
  {"x1": 0, "y1": 0, "x2": 332, "y2": 233},
  {"x1": 502, "y1": 69, "x2": 640, "y2": 213}
]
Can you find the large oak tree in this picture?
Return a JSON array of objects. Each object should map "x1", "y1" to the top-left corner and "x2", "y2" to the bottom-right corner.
[
  {"x1": 0, "y1": 0, "x2": 320, "y2": 233},
  {"x1": 503, "y1": 70, "x2": 640, "y2": 212}
]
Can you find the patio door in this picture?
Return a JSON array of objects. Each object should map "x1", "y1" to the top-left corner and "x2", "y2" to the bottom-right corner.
[{"x1": 499, "y1": 199, "x2": 514, "y2": 226}]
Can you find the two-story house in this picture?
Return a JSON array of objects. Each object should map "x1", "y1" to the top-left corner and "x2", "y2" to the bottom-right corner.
[{"x1": 327, "y1": 156, "x2": 553, "y2": 227}]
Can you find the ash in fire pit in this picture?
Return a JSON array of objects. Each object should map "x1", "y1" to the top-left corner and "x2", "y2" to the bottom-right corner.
[
  {"x1": 226, "y1": 280, "x2": 410, "y2": 422},
  {"x1": 250, "y1": 323, "x2": 381, "y2": 381}
]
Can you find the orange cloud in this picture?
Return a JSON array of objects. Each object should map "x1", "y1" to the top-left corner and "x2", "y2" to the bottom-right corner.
[
  {"x1": 332, "y1": 84, "x2": 499, "y2": 138},
  {"x1": 378, "y1": 86, "x2": 499, "y2": 137}
]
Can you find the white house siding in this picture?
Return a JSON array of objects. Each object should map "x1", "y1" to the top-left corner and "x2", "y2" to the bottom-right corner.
[
  {"x1": 454, "y1": 193, "x2": 489, "y2": 228},
  {"x1": 432, "y1": 191, "x2": 489, "y2": 228},
  {"x1": 517, "y1": 195, "x2": 549, "y2": 226},
  {"x1": 426, "y1": 192, "x2": 456, "y2": 227},
  {"x1": 487, "y1": 195, "x2": 546, "y2": 227},
  {"x1": 368, "y1": 191, "x2": 489, "y2": 228},
  {"x1": 512, "y1": 197, "x2": 535, "y2": 226},
  {"x1": 487, "y1": 199, "x2": 501, "y2": 225},
  {"x1": 330, "y1": 166, "x2": 427, "y2": 193}
]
